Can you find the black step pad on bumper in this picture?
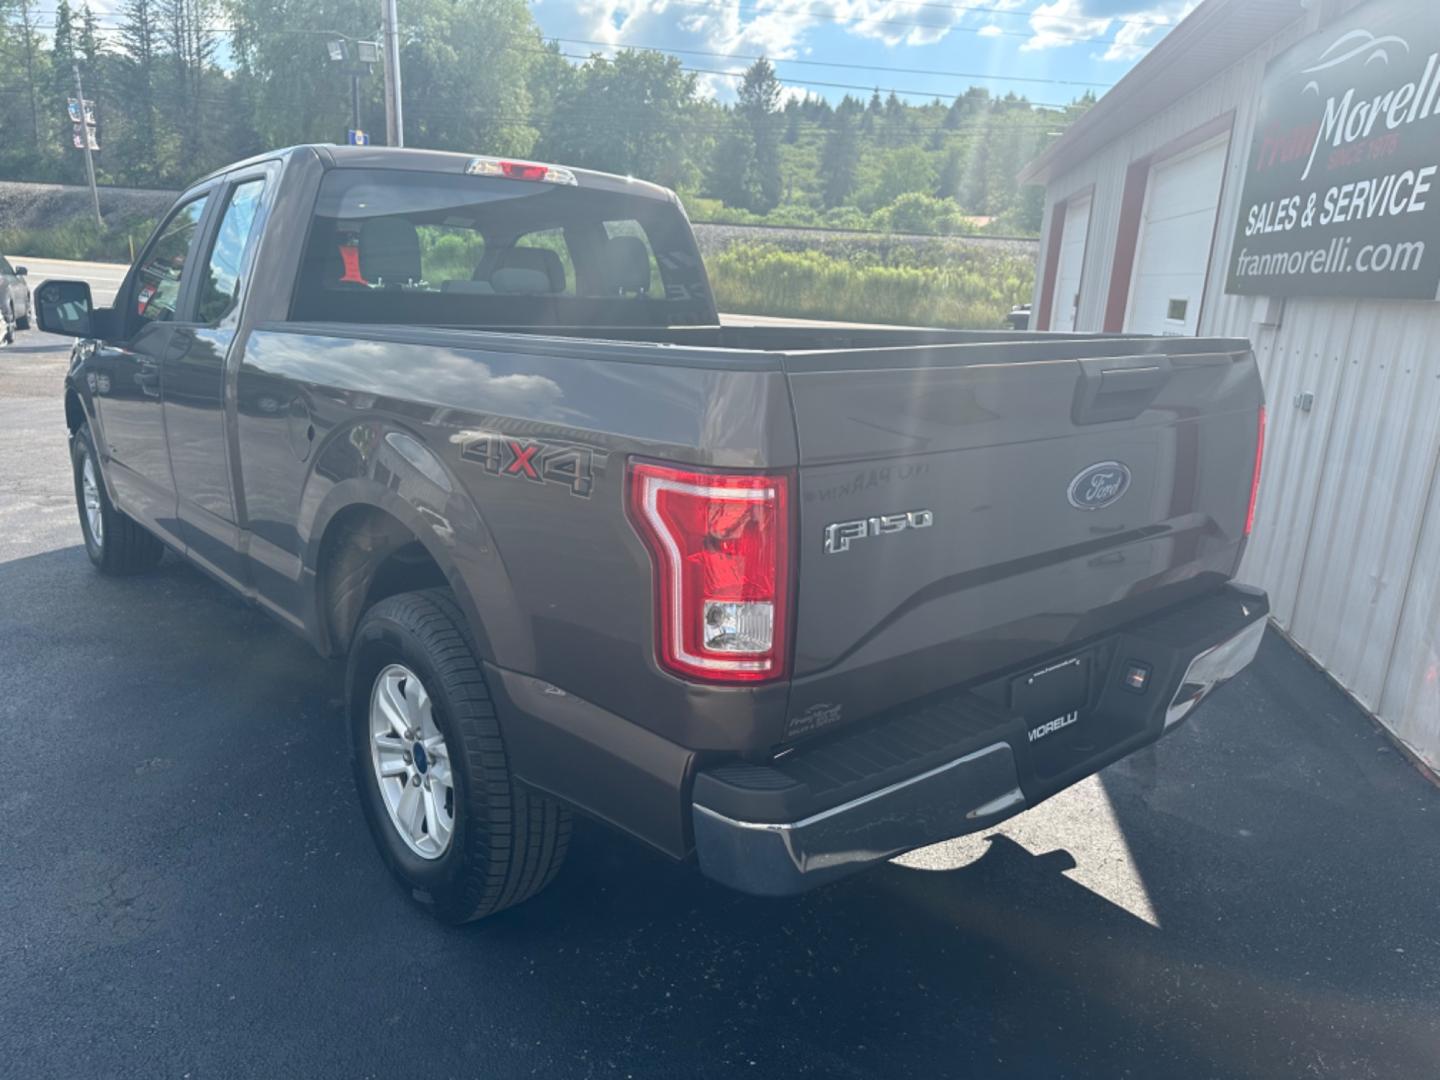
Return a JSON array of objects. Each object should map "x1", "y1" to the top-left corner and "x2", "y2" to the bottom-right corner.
[{"x1": 694, "y1": 692, "x2": 1021, "y2": 825}]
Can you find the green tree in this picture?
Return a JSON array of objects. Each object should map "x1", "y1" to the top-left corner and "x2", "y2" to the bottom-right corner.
[
  {"x1": 226, "y1": 0, "x2": 379, "y2": 148},
  {"x1": 862, "y1": 89, "x2": 881, "y2": 134},
  {"x1": 48, "y1": 0, "x2": 85, "y2": 183},
  {"x1": 160, "y1": 0, "x2": 216, "y2": 170},
  {"x1": 541, "y1": 50, "x2": 703, "y2": 190},
  {"x1": 115, "y1": 0, "x2": 163, "y2": 177},
  {"x1": 782, "y1": 100, "x2": 802, "y2": 145},
  {"x1": 819, "y1": 109, "x2": 858, "y2": 208},
  {"x1": 736, "y1": 57, "x2": 783, "y2": 212},
  {"x1": 862, "y1": 146, "x2": 934, "y2": 212},
  {"x1": 399, "y1": 0, "x2": 541, "y2": 155},
  {"x1": 1, "y1": 0, "x2": 49, "y2": 159},
  {"x1": 708, "y1": 121, "x2": 759, "y2": 210},
  {"x1": 936, "y1": 145, "x2": 963, "y2": 201}
]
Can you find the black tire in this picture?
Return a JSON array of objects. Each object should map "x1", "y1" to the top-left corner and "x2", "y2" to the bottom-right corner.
[
  {"x1": 347, "y1": 589, "x2": 571, "y2": 923},
  {"x1": 71, "y1": 422, "x2": 165, "y2": 575},
  {"x1": 15, "y1": 307, "x2": 29, "y2": 331}
]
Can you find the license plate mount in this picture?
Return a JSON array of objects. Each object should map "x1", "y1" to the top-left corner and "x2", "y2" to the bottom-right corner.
[{"x1": 1012, "y1": 654, "x2": 1090, "y2": 731}]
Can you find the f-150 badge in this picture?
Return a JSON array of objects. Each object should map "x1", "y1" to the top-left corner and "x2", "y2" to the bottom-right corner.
[{"x1": 823, "y1": 509, "x2": 933, "y2": 554}]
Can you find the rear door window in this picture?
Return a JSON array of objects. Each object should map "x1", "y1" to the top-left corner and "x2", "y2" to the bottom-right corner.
[
  {"x1": 196, "y1": 178, "x2": 267, "y2": 325},
  {"x1": 291, "y1": 168, "x2": 713, "y2": 327}
]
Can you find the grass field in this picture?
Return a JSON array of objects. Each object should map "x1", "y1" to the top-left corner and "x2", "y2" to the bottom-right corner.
[
  {"x1": 0, "y1": 215, "x2": 157, "y2": 264},
  {"x1": 707, "y1": 242, "x2": 1034, "y2": 328}
]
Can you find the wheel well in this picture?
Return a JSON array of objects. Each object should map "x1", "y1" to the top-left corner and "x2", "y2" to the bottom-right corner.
[
  {"x1": 317, "y1": 505, "x2": 450, "y2": 655},
  {"x1": 65, "y1": 388, "x2": 86, "y2": 434}
]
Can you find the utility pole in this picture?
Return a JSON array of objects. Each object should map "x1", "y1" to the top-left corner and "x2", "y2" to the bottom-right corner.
[
  {"x1": 72, "y1": 64, "x2": 103, "y2": 228},
  {"x1": 351, "y1": 71, "x2": 362, "y2": 137},
  {"x1": 381, "y1": 0, "x2": 404, "y2": 146}
]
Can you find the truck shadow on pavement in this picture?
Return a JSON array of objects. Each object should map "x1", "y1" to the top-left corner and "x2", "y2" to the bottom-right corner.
[{"x1": 3, "y1": 544, "x2": 1438, "y2": 1079}]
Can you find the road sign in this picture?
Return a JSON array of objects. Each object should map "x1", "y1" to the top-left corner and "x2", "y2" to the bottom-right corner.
[
  {"x1": 348, "y1": 129, "x2": 370, "y2": 146},
  {"x1": 72, "y1": 123, "x2": 98, "y2": 151},
  {"x1": 66, "y1": 98, "x2": 96, "y2": 125}
]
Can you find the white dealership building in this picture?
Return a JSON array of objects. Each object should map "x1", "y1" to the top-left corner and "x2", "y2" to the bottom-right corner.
[{"x1": 1022, "y1": 0, "x2": 1440, "y2": 774}]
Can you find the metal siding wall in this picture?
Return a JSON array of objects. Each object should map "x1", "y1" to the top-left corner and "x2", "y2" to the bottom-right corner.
[
  {"x1": 1035, "y1": 1, "x2": 1440, "y2": 771},
  {"x1": 1284, "y1": 304, "x2": 1440, "y2": 711},
  {"x1": 1239, "y1": 299, "x2": 1359, "y2": 628},
  {"x1": 1380, "y1": 395, "x2": 1440, "y2": 773}
]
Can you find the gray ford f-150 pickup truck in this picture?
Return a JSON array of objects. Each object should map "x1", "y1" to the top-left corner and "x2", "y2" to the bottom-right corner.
[{"x1": 37, "y1": 145, "x2": 1269, "y2": 922}]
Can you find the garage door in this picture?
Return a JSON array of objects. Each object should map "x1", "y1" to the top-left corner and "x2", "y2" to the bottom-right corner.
[
  {"x1": 1050, "y1": 194, "x2": 1091, "y2": 332},
  {"x1": 1125, "y1": 137, "x2": 1228, "y2": 336}
]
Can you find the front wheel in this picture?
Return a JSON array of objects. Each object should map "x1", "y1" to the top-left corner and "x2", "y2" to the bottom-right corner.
[
  {"x1": 71, "y1": 423, "x2": 165, "y2": 574},
  {"x1": 347, "y1": 589, "x2": 571, "y2": 923}
]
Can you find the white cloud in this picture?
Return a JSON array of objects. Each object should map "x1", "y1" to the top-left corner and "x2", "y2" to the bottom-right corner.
[
  {"x1": 1022, "y1": 0, "x2": 1114, "y2": 52},
  {"x1": 1021, "y1": 0, "x2": 1192, "y2": 56},
  {"x1": 978, "y1": 24, "x2": 1004, "y2": 37},
  {"x1": 1099, "y1": 2, "x2": 1196, "y2": 61}
]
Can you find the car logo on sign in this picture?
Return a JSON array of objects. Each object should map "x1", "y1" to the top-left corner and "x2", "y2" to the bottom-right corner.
[{"x1": 1067, "y1": 461, "x2": 1131, "y2": 510}]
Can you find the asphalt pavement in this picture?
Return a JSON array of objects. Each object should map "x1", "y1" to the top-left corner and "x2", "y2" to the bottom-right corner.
[{"x1": 2, "y1": 296, "x2": 1440, "y2": 1079}]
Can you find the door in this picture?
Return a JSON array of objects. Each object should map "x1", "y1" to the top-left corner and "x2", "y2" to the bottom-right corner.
[
  {"x1": 163, "y1": 169, "x2": 276, "y2": 588},
  {"x1": 89, "y1": 191, "x2": 214, "y2": 540},
  {"x1": 1125, "y1": 137, "x2": 1228, "y2": 336},
  {"x1": 1050, "y1": 194, "x2": 1091, "y2": 332}
]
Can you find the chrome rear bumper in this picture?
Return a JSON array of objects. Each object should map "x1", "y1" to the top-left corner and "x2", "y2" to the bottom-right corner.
[{"x1": 693, "y1": 741, "x2": 1026, "y2": 896}]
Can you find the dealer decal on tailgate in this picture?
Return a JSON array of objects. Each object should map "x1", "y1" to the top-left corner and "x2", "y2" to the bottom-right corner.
[{"x1": 1028, "y1": 710, "x2": 1080, "y2": 743}]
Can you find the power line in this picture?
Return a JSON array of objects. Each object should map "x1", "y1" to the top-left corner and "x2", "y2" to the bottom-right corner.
[
  {"x1": 4, "y1": 22, "x2": 1106, "y2": 103},
  {"x1": 549, "y1": 36, "x2": 1115, "y2": 89},
  {"x1": 545, "y1": 52, "x2": 1085, "y2": 104}
]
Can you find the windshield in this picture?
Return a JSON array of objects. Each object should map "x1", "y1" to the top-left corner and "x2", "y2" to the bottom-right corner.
[{"x1": 290, "y1": 167, "x2": 715, "y2": 328}]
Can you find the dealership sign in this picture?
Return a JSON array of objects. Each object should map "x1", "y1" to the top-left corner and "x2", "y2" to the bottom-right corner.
[{"x1": 1226, "y1": 0, "x2": 1440, "y2": 300}]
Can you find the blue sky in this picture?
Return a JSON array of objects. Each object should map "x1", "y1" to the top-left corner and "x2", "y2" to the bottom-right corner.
[
  {"x1": 528, "y1": 0, "x2": 1197, "y2": 106},
  {"x1": 61, "y1": 0, "x2": 1195, "y2": 109}
]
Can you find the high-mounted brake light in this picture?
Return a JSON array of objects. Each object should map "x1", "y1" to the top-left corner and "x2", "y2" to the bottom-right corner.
[
  {"x1": 626, "y1": 461, "x2": 791, "y2": 683},
  {"x1": 1244, "y1": 406, "x2": 1265, "y2": 537},
  {"x1": 465, "y1": 156, "x2": 577, "y2": 186}
]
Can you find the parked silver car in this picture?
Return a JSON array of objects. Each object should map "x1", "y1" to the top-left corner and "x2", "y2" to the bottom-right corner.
[{"x1": 1, "y1": 255, "x2": 33, "y2": 343}]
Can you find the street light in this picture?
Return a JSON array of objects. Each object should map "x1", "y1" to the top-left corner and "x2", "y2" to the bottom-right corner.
[{"x1": 324, "y1": 35, "x2": 381, "y2": 144}]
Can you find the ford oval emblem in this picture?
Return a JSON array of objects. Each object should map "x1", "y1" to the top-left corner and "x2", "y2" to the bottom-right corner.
[{"x1": 1067, "y1": 461, "x2": 1131, "y2": 510}]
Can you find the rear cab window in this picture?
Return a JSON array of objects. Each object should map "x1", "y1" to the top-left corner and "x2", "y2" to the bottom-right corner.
[{"x1": 291, "y1": 167, "x2": 713, "y2": 328}]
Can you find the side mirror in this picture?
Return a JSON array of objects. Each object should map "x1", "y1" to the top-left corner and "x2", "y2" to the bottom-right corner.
[
  {"x1": 35, "y1": 279, "x2": 96, "y2": 338},
  {"x1": 14, "y1": 266, "x2": 27, "y2": 277}
]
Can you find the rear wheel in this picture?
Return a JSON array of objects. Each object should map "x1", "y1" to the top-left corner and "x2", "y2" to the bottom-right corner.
[
  {"x1": 15, "y1": 303, "x2": 29, "y2": 331},
  {"x1": 347, "y1": 589, "x2": 571, "y2": 923},
  {"x1": 71, "y1": 422, "x2": 165, "y2": 574}
]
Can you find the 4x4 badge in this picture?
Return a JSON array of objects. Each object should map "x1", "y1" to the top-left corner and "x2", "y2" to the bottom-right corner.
[{"x1": 457, "y1": 434, "x2": 600, "y2": 497}]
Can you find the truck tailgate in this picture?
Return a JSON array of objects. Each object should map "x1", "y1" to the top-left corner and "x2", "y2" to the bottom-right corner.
[{"x1": 780, "y1": 341, "x2": 1263, "y2": 739}]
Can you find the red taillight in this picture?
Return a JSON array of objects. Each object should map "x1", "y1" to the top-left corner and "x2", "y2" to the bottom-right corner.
[
  {"x1": 626, "y1": 460, "x2": 791, "y2": 683},
  {"x1": 1244, "y1": 406, "x2": 1265, "y2": 537}
]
